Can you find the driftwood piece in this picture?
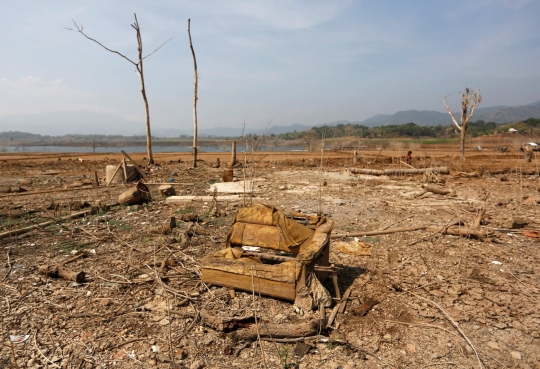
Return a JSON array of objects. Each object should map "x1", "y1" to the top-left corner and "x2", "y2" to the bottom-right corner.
[
  {"x1": 472, "y1": 209, "x2": 485, "y2": 229},
  {"x1": 348, "y1": 168, "x2": 384, "y2": 176},
  {"x1": 232, "y1": 319, "x2": 323, "y2": 341},
  {"x1": 422, "y1": 185, "x2": 456, "y2": 196},
  {"x1": 333, "y1": 225, "x2": 490, "y2": 241},
  {"x1": 348, "y1": 167, "x2": 449, "y2": 176},
  {"x1": 170, "y1": 309, "x2": 254, "y2": 332},
  {"x1": 332, "y1": 225, "x2": 427, "y2": 238},
  {"x1": 148, "y1": 217, "x2": 177, "y2": 235},
  {"x1": 199, "y1": 309, "x2": 255, "y2": 332},
  {"x1": 439, "y1": 227, "x2": 490, "y2": 239},
  {"x1": 0, "y1": 210, "x2": 91, "y2": 240},
  {"x1": 121, "y1": 150, "x2": 147, "y2": 179},
  {"x1": 0, "y1": 185, "x2": 122, "y2": 199},
  {"x1": 38, "y1": 265, "x2": 86, "y2": 283}
]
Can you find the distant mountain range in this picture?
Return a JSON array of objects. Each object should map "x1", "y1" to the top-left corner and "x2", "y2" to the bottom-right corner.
[{"x1": 1, "y1": 101, "x2": 539, "y2": 138}]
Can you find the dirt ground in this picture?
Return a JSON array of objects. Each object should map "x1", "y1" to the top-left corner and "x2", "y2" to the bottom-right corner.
[{"x1": 0, "y1": 148, "x2": 539, "y2": 369}]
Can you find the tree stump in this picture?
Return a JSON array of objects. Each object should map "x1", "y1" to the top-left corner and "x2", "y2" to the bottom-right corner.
[
  {"x1": 158, "y1": 184, "x2": 176, "y2": 197},
  {"x1": 222, "y1": 168, "x2": 234, "y2": 182},
  {"x1": 118, "y1": 182, "x2": 151, "y2": 205}
]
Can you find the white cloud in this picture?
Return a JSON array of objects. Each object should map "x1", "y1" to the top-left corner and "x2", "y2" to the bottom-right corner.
[
  {"x1": 221, "y1": 0, "x2": 352, "y2": 30},
  {"x1": 0, "y1": 76, "x2": 138, "y2": 120}
]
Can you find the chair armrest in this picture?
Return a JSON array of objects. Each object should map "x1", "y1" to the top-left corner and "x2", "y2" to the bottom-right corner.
[{"x1": 296, "y1": 219, "x2": 334, "y2": 263}]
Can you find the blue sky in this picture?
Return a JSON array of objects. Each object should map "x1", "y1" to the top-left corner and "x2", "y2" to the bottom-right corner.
[{"x1": 1, "y1": 0, "x2": 539, "y2": 133}]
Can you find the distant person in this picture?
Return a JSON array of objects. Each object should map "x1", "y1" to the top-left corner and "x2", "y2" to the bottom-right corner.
[{"x1": 405, "y1": 151, "x2": 412, "y2": 165}]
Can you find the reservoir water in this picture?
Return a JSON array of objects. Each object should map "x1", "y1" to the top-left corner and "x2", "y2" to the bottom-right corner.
[{"x1": 2, "y1": 145, "x2": 305, "y2": 153}]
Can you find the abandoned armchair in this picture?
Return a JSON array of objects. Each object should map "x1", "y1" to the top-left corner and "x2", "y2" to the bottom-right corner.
[{"x1": 201, "y1": 204, "x2": 335, "y2": 308}]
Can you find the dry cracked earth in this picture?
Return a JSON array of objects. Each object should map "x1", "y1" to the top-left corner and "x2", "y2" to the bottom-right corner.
[{"x1": 0, "y1": 152, "x2": 539, "y2": 369}]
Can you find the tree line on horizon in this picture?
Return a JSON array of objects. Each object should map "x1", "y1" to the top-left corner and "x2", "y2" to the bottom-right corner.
[
  {"x1": 1, "y1": 117, "x2": 540, "y2": 142},
  {"x1": 272, "y1": 117, "x2": 540, "y2": 141}
]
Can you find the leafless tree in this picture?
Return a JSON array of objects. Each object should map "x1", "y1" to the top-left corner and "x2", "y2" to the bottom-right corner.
[
  {"x1": 302, "y1": 130, "x2": 320, "y2": 152},
  {"x1": 66, "y1": 14, "x2": 172, "y2": 164},
  {"x1": 188, "y1": 19, "x2": 199, "y2": 168},
  {"x1": 444, "y1": 87, "x2": 482, "y2": 160}
]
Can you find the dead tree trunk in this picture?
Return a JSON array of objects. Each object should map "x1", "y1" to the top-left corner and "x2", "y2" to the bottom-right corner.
[
  {"x1": 133, "y1": 15, "x2": 154, "y2": 164},
  {"x1": 444, "y1": 87, "x2": 481, "y2": 160},
  {"x1": 188, "y1": 19, "x2": 199, "y2": 168},
  {"x1": 231, "y1": 140, "x2": 237, "y2": 167},
  {"x1": 66, "y1": 15, "x2": 172, "y2": 165}
]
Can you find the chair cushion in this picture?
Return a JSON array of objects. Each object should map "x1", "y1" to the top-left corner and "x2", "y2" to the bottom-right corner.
[{"x1": 227, "y1": 204, "x2": 315, "y2": 253}]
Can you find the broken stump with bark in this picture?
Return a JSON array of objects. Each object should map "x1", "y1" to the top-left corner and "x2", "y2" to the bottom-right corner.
[{"x1": 38, "y1": 265, "x2": 86, "y2": 283}]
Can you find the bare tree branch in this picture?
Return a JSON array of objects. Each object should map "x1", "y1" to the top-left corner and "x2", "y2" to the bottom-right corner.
[
  {"x1": 67, "y1": 20, "x2": 137, "y2": 66},
  {"x1": 465, "y1": 88, "x2": 482, "y2": 122},
  {"x1": 188, "y1": 18, "x2": 199, "y2": 168},
  {"x1": 66, "y1": 19, "x2": 172, "y2": 67},
  {"x1": 140, "y1": 38, "x2": 173, "y2": 63},
  {"x1": 443, "y1": 94, "x2": 461, "y2": 131}
]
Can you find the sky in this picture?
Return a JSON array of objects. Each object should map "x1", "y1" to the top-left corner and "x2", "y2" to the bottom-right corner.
[{"x1": 1, "y1": 0, "x2": 539, "y2": 134}]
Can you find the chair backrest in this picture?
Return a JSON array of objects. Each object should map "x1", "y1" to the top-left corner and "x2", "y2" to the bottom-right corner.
[{"x1": 227, "y1": 204, "x2": 320, "y2": 253}]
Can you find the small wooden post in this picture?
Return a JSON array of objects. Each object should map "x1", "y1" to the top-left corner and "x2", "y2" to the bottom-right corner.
[
  {"x1": 231, "y1": 140, "x2": 237, "y2": 167},
  {"x1": 94, "y1": 171, "x2": 100, "y2": 187},
  {"x1": 121, "y1": 158, "x2": 128, "y2": 184},
  {"x1": 353, "y1": 150, "x2": 357, "y2": 164}
]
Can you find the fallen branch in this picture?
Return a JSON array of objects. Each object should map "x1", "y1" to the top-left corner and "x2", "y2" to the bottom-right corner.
[
  {"x1": 260, "y1": 335, "x2": 328, "y2": 343},
  {"x1": 408, "y1": 291, "x2": 484, "y2": 369},
  {"x1": 472, "y1": 209, "x2": 485, "y2": 230},
  {"x1": 422, "y1": 185, "x2": 456, "y2": 196},
  {"x1": 231, "y1": 319, "x2": 324, "y2": 341},
  {"x1": 121, "y1": 150, "x2": 147, "y2": 179},
  {"x1": 332, "y1": 225, "x2": 490, "y2": 240},
  {"x1": 2, "y1": 251, "x2": 12, "y2": 282},
  {"x1": 436, "y1": 227, "x2": 490, "y2": 239},
  {"x1": 348, "y1": 167, "x2": 449, "y2": 176},
  {"x1": 0, "y1": 185, "x2": 121, "y2": 198},
  {"x1": 327, "y1": 284, "x2": 354, "y2": 327},
  {"x1": 332, "y1": 225, "x2": 427, "y2": 238},
  {"x1": 385, "y1": 319, "x2": 505, "y2": 368},
  {"x1": 0, "y1": 210, "x2": 92, "y2": 240}
]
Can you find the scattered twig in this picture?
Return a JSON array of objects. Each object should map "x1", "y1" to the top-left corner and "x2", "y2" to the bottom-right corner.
[
  {"x1": 109, "y1": 337, "x2": 147, "y2": 350},
  {"x1": 333, "y1": 339, "x2": 392, "y2": 367},
  {"x1": 408, "y1": 292, "x2": 484, "y2": 369},
  {"x1": 34, "y1": 330, "x2": 61, "y2": 368},
  {"x1": 421, "y1": 363, "x2": 457, "y2": 369},
  {"x1": 2, "y1": 251, "x2": 12, "y2": 282}
]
